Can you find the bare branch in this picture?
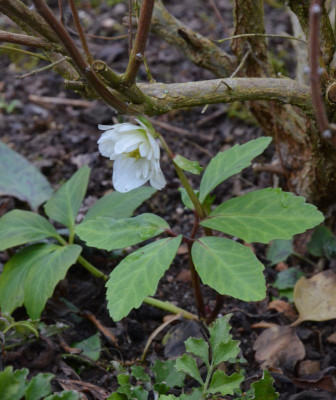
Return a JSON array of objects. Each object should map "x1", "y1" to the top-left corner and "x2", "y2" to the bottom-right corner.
[
  {"x1": 0, "y1": 30, "x2": 63, "y2": 52},
  {"x1": 149, "y1": 0, "x2": 235, "y2": 77},
  {"x1": 31, "y1": 0, "x2": 130, "y2": 114},
  {"x1": 68, "y1": 0, "x2": 94, "y2": 64},
  {"x1": 123, "y1": 0, "x2": 155, "y2": 84},
  {"x1": 288, "y1": 0, "x2": 335, "y2": 66}
]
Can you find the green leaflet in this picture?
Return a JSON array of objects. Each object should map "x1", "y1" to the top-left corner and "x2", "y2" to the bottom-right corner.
[
  {"x1": 201, "y1": 188, "x2": 324, "y2": 243},
  {"x1": 76, "y1": 213, "x2": 169, "y2": 250},
  {"x1": 192, "y1": 237, "x2": 266, "y2": 301},
  {"x1": 0, "y1": 210, "x2": 58, "y2": 251},
  {"x1": 106, "y1": 236, "x2": 182, "y2": 321},
  {"x1": 199, "y1": 137, "x2": 272, "y2": 203}
]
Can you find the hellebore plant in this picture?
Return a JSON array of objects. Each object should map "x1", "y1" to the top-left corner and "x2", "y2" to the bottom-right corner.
[{"x1": 0, "y1": 117, "x2": 324, "y2": 325}]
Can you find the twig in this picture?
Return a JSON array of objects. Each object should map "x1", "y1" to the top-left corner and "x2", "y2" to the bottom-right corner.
[
  {"x1": 58, "y1": 0, "x2": 65, "y2": 25},
  {"x1": 29, "y1": 94, "x2": 93, "y2": 107},
  {"x1": 18, "y1": 57, "x2": 68, "y2": 78},
  {"x1": 0, "y1": 30, "x2": 62, "y2": 52},
  {"x1": 123, "y1": 0, "x2": 155, "y2": 84},
  {"x1": 0, "y1": 45, "x2": 48, "y2": 61},
  {"x1": 31, "y1": 0, "x2": 130, "y2": 113},
  {"x1": 141, "y1": 313, "x2": 182, "y2": 362},
  {"x1": 217, "y1": 33, "x2": 307, "y2": 44},
  {"x1": 309, "y1": 1, "x2": 332, "y2": 137},
  {"x1": 208, "y1": 0, "x2": 227, "y2": 33},
  {"x1": 68, "y1": 0, "x2": 94, "y2": 64},
  {"x1": 128, "y1": 0, "x2": 133, "y2": 56}
]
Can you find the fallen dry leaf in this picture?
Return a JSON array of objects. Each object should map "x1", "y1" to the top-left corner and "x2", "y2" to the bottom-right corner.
[
  {"x1": 327, "y1": 332, "x2": 336, "y2": 344},
  {"x1": 56, "y1": 379, "x2": 109, "y2": 400},
  {"x1": 298, "y1": 360, "x2": 321, "y2": 376},
  {"x1": 292, "y1": 367, "x2": 336, "y2": 393},
  {"x1": 251, "y1": 321, "x2": 278, "y2": 329},
  {"x1": 268, "y1": 299, "x2": 297, "y2": 320},
  {"x1": 293, "y1": 270, "x2": 336, "y2": 325},
  {"x1": 253, "y1": 325, "x2": 305, "y2": 370},
  {"x1": 275, "y1": 262, "x2": 288, "y2": 271},
  {"x1": 176, "y1": 268, "x2": 191, "y2": 282}
]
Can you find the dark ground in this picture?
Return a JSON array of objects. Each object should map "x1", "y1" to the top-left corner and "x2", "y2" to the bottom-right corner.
[{"x1": 1, "y1": 1, "x2": 336, "y2": 399}]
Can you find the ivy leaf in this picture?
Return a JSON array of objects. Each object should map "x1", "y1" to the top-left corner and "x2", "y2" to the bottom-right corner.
[
  {"x1": 153, "y1": 360, "x2": 185, "y2": 388},
  {"x1": 185, "y1": 337, "x2": 209, "y2": 367},
  {"x1": 192, "y1": 237, "x2": 266, "y2": 301},
  {"x1": 201, "y1": 188, "x2": 324, "y2": 243},
  {"x1": 209, "y1": 315, "x2": 240, "y2": 366},
  {"x1": 106, "y1": 236, "x2": 182, "y2": 321},
  {"x1": 173, "y1": 155, "x2": 203, "y2": 175},
  {"x1": 0, "y1": 210, "x2": 58, "y2": 251},
  {"x1": 76, "y1": 213, "x2": 169, "y2": 250},
  {"x1": 25, "y1": 373, "x2": 54, "y2": 400},
  {"x1": 207, "y1": 370, "x2": 244, "y2": 396},
  {"x1": 250, "y1": 370, "x2": 279, "y2": 400},
  {"x1": 0, "y1": 141, "x2": 53, "y2": 211},
  {"x1": 266, "y1": 239, "x2": 293, "y2": 266},
  {"x1": 175, "y1": 354, "x2": 203, "y2": 385},
  {"x1": 131, "y1": 366, "x2": 150, "y2": 382},
  {"x1": 44, "y1": 166, "x2": 90, "y2": 230},
  {"x1": 83, "y1": 187, "x2": 156, "y2": 222},
  {"x1": 199, "y1": 137, "x2": 272, "y2": 203},
  {"x1": 72, "y1": 332, "x2": 101, "y2": 361},
  {"x1": 307, "y1": 225, "x2": 336, "y2": 259}
]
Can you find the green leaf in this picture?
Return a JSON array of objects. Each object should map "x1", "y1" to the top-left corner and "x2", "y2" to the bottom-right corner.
[
  {"x1": 0, "y1": 141, "x2": 53, "y2": 211},
  {"x1": 173, "y1": 155, "x2": 203, "y2": 175},
  {"x1": 209, "y1": 315, "x2": 240, "y2": 366},
  {"x1": 207, "y1": 370, "x2": 244, "y2": 396},
  {"x1": 199, "y1": 137, "x2": 272, "y2": 203},
  {"x1": 72, "y1": 332, "x2": 101, "y2": 361},
  {"x1": 185, "y1": 337, "x2": 209, "y2": 367},
  {"x1": 192, "y1": 237, "x2": 266, "y2": 301},
  {"x1": 132, "y1": 386, "x2": 148, "y2": 400},
  {"x1": 76, "y1": 213, "x2": 169, "y2": 250},
  {"x1": 117, "y1": 375, "x2": 130, "y2": 386},
  {"x1": 0, "y1": 367, "x2": 28, "y2": 400},
  {"x1": 0, "y1": 244, "x2": 81, "y2": 318},
  {"x1": 106, "y1": 236, "x2": 182, "y2": 321},
  {"x1": 44, "y1": 391, "x2": 80, "y2": 400},
  {"x1": 24, "y1": 244, "x2": 81, "y2": 318},
  {"x1": 201, "y1": 188, "x2": 324, "y2": 243},
  {"x1": 273, "y1": 267, "x2": 304, "y2": 290},
  {"x1": 25, "y1": 373, "x2": 54, "y2": 400},
  {"x1": 267, "y1": 239, "x2": 293, "y2": 266},
  {"x1": 83, "y1": 187, "x2": 156, "y2": 222},
  {"x1": 307, "y1": 225, "x2": 336, "y2": 259},
  {"x1": 153, "y1": 360, "x2": 185, "y2": 388},
  {"x1": 178, "y1": 187, "x2": 195, "y2": 210},
  {"x1": 44, "y1": 166, "x2": 90, "y2": 230},
  {"x1": 250, "y1": 370, "x2": 279, "y2": 400},
  {"x1": 0, "y1": 210, "x2": 58, "y2": 251},
  {"x1": 180, "y1": 388, "x2": 202, "y2": 400},
  {"x1": 175, "y1": 354, "x2": 203, "y2": 385},
  {"x1": 131, "y1": 366, "x2": 150, "y2": 382}
]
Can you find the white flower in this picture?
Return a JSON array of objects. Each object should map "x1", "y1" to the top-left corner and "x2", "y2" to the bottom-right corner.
[{"x1": 97, "y1": 118, "x2": 166, "y2": 192}]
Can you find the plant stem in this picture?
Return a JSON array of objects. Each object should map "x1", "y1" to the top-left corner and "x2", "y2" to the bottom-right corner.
[
  {"x1": 0, "y1": 30, "x2": 63, "y2": 53},
  {"x1": 77, "y1": 255, "x2": 109, "y2": 280},
  {"x1": 217, "y1": 32, "x2": 307, "y2": 44},
  {"x1": 202, "y1": 361, "x2": 214, "y2": 399},
  {"x1": 143, "y1": 297, "x2": 197, "y2": 320},
  {"x1": 157, "y1": 131, "x2": 206, "y2": 219}
]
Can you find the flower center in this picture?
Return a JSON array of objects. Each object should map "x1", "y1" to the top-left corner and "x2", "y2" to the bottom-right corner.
[{"x1": 128, "y1": 149, "x2": 141, "y2": 159}]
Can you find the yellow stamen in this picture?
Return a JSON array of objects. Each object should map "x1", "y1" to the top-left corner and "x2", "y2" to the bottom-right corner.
[{"x1": 128, "y1": 149, "x2": 141, "y2": 159}]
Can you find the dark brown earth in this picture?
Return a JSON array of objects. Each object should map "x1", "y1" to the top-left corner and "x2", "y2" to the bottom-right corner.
[{"x1": 1, "y1": 1, "x2": 336, "y2": 399}]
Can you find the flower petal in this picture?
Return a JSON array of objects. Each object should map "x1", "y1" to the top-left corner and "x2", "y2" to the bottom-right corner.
[
  {"x1": 114, "y1": 133, "x2": 145, "y2": 154},
  {"x1": 147, "y1": 133, "x2": 160, "y2": 159},
  {"x1": 149, "y1": 161, "x2": 166, "y2": 190},
  {"x1": 113, "y1": 157, "x2": 148, "y2": 192}
]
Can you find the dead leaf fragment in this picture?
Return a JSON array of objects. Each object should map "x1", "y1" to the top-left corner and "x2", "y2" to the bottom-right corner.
[
  {"x1": 293, "y1": 270, "x2": 336, "y2": 325},
  {"x1": 268, "y1": 299, "x2": 297, "y2": 320},
  {"x1": 253, "y1": 325, "x2": 305, "y2": 370}
]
